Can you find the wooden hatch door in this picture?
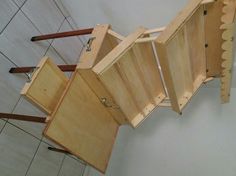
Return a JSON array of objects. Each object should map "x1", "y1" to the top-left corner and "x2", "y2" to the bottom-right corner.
[
  {"x1": 92, "y1": 27, "x2": 166, "y2": 128},
  {"x1": 21, "y1": 24, "x2": 122, "y2": 173},
  {"x1": 44, "y1": 69, "x2": 119, "y2": 174}
]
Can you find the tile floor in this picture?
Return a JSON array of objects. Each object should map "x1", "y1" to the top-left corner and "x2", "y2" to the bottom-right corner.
[{"x1": 0, "y1": 0, "x2": 87, "y2": 175}]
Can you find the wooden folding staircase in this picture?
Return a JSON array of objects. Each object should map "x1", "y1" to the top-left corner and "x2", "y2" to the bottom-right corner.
[{"x1": 2, "y1": 0, "x2": 236, "y2": 173}]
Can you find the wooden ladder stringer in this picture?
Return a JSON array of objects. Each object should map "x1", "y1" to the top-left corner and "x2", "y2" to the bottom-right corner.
[{"x1": 220, "y1": 0, "x2": 236, "y2": 103}]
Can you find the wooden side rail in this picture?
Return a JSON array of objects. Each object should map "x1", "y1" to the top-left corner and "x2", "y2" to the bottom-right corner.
[
  {"x1": 9, "y1": 65, "x2": 76, "y2": 73},
  {"x1": 31, "y1": 28, "x2": 94, "y2": 41},
  {"x1": 0, "y1": 113, "x2": 46, "y2": 123}
]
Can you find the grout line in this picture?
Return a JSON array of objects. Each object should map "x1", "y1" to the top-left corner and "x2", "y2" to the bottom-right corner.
[
  {"x1": 6, "y1": 120, "x2": 43, "y2": 141},
  {"x1": 56, "y1": 154, "x2": 66, "y2": 176},
  {"x1": 53, "y1": 0, "x2": 69, "y2": 18},
  {"x1": 24, "y1": 139, "x2": 42, "y2": 176},
  {"x1": 43, "y1": 17, "x2": 66, "y2": 55},
  {"x1": 45, "y1": 17, "x2": 70, "y2": 65},
  {"x1": 81, "y1": 164, "x2": 88, "y2": 176},
  {"x1": 0, "y1": 51, "x2": 18, "y2": 67},
  {"x1": 0, "y1": 0, "x2": 27, "y2": 35},
  {"x1": 20, "y1": 9, "x2": 52, "y2": 45},
  {"x1": 0, "y1": 95, "x2": 22, "y2": 134},
  {"x1": 40, "y1": 138, "x2": 86, "y2": 165},
  {"x1": 65, "y1": 17, "x2": 86, "y2": 45}
]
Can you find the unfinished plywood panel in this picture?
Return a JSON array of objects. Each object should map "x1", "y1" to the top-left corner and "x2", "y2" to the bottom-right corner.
[
  {"x1": 221, "y1": 0, "x2": 236, "y2": 103},
  {"x1": 93, "y1": 27, "x2": 166, "y2": 127},
  {"x1": 205, "y1": 0, "x2": 224, "y2": 77},
  {"x1": 77, "y1": 25, "x2": 127, "y2": 125},
  {"x1": 44, "y1": 71, "x2": 118, "y2": 173},
  {"x1": 21, "y1": 57, "x2": 68, "y2": 114},
  {"x1": 155, "y1": 4, "x2": 206, "y2": 113}
]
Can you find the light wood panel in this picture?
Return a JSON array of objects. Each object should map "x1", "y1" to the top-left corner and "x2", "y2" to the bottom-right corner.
[
  {"x1": 94, "y1": 28, "x2": 166, "y2": 127},
  {"x1": 155, "y1": 5, "x2": 206, "y2": 113},
  {"x1": 44, "y1": 71, "x2": 119, "y2": 173},
  {"x1": 21, "y1": 57, "x2": 68, "y2": 114},
  {"x1": 78, "y1": 24, "x2": 110, "y2": 69},
  {"x1": 77, "y1": 26, "x2": 127, "y2": 125},
  {"x1": 220, "y1": 0, "x2": 236, "y2": 103},
  {"x1": 205, "y1": 0, "x2": 224, "y2": 77}
]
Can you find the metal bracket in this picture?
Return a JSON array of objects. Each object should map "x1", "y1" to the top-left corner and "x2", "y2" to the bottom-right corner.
[
  {"x1": 86, "y1": 37, "x2": 96, "y2": 51},
  {"x1": 26, "y1": 67, "x2": 39, "y2": 82}
]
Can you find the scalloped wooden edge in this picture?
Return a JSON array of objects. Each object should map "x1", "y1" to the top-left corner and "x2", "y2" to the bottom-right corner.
[{"x1": 220, "y1": 0, "x2": 236, "y2": 103}]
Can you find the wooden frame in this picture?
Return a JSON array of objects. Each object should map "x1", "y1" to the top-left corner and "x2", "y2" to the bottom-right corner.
[
  {"x1": 21, "y1": 57, "x2": 69, "y2": 114},
  {"x1": 93, "y1": 27, "x2": 166, "y2": 127},
  {"x1": 155, "y1": 0, "x2": 208, "y2": 113}
]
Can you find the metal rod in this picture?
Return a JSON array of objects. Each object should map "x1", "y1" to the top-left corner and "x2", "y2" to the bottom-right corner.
[
  {"x1": 31, "y1": 28, "x2": 94, "y2": 41},
  {"x1": 9, "y1": 65, "x2": 76, "y2": 73},
  {"x1": 0, "y1": 113, "x2": 46, "y2": 123},
  {"x1": 48, "y1": 147, "x2": 70, "y2": 154}
]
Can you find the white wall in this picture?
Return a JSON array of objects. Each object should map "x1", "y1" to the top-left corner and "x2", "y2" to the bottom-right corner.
[
  {"x1": 87, "y1": 86, "x2": 236, "y2": 176},
  {"x1": 60, "y1": 1, "x2": 236, "y2": 176},
  {"x1": 61, "y1": 0, "x2": 189, "y2": 35}
]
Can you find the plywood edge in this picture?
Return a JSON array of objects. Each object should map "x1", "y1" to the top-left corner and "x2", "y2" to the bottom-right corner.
[
  {"x1": 43, "y1": 124, "x2": 119, "y2": 174},
  {"x1": 77, "y1": 24, "x2": 110, "y2": 69},
  {"x1": 21, "y1": 56, "x2": 49, "y2": 95},
  {"x1": 92, "y1": 27, "x2": 146, "y2": 74},
  {"x1": 156, "y1": 0, "x2": 203, "y2": 44},
  {"x1": 220, "y1": 0, "x2": 236, "y2": 103}
]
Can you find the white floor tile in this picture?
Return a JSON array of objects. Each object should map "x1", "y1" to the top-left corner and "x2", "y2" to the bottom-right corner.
[
  {"x1": 0, "y1": 120, "x2": 6, "y2": 131},
  {"x1": 54, "y1": 0, "x2": 70, "y2": 17},
  {"x1": 45, "y1": 46, "x2": 66, "y2": 64},
  {"x1": 0, "y1": 53, "x2": 26, "y2": 113},
  {"x1": 52, "y1": 20, "x2": 84, "y2": 64},
  {"x1": 22, "y1": 0, "x2": 65, "y2": 34},
  {"x1": 59, "y1": 155, "x2": 85, "y2": 176},
  {"x1": 9, "y1": 97, "x2": 46, "y2": 139},
  {"x1": 12, "y1": 0, "x2": 26, "y2": 7},
  {"x1": 0, "y1": 123, "x2": 40, "y2": 176},
  {"x1": 0, "y1": 11, "x2": 49, "y2": 66},
  {"x1": 66, "y1": 17, "x2": 87, "y2": 45},
  {"x1": 26, "y1": 142, "x2": 64, "y2": 176},
  {"x1": 0, "y1": 1, "x2": 18, "y2": 33}
]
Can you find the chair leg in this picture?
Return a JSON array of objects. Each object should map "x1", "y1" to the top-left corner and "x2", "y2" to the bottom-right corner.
[
  {"x1": 48, "y1": 147, "x2": 70, "y2": 154},
  {"x1": 9, "y1": 65, "x2": 76, "y2": 73},
  {"x1": 0, "y1": 113, "x2": 46, "y2": 123},
  {"x1": 31, "y1": 28, "x2": 94, "y2": 41}
]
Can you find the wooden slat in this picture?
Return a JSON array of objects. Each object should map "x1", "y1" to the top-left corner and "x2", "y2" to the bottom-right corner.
[
  {"x1": 205, "y1": 0, "x2": 224, "y2": 76},
  {"x1": 92, "y1": 27, "x2": 146, "y2": 74},
  {"x1": 185, "y1": 6, "x2": 206, "y2": 87},
  {"x1": 155, "y1": 4, "x2": 206, "y2": 113},
  {"x1": 44, "y1": 71, "x2": 118, "y2": 173},
  {"x1": 21, "y1": 57, "x2": 68, "y2": 114},
  {"x1": 132, "y1": 42, "x2": 166, "y2": 105}
]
